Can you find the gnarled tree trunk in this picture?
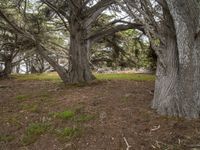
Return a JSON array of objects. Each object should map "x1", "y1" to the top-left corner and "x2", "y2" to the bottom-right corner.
[
  {"x1": 4, "y1": 58, "x2": 12, "y2": 75},
  {"x1": 0, "y1": 58, "x2": 12, "y2": 78},
  {"x1": 36, "y1": 44, "x2": 69, "y2": 83},
  {"x1": 152, "y1": 0, "x2": 200, "y2": 119},
  {"x1": 68, "y1": 19, "x2": 94, "y2": 83},
  {"x1": 152, "y1": 33, "x2": 180, "y2": 116}
]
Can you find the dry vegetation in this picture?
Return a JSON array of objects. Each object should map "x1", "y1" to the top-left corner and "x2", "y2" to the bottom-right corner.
[{"x1": 0, "y1": 73, "x2": 200, "y2": 150}]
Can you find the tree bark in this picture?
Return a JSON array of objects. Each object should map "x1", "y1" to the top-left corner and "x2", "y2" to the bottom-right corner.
[
  {"x1": 4, "y1": 59, "x2": 12, "y2": 75},
  {"x1": 152, "y1": 33, "x2": 180, "y2": 117},
  {"x1": 0, "y1": 58, "x2": 12, "y2": 78},
  {"x1": 152, "y1": 0, "x2": 200, "y2": 118},
  {"x1": 36, "y1": 44, "x2": 69, "y2": 83},
  {"x1": 68, "y1": 19, "x2": 95, "y2": 83}
]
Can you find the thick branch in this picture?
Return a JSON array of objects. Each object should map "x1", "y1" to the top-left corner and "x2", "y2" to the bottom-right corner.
[{"x1": 87, "y1": 23, "x2": 144, "y2": 43}]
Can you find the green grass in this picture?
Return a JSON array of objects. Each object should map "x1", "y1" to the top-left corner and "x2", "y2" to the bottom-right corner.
[
  {"x1": 95, "y1": 73, "x2": 155, "y2": 81},
  {"x1": 22, "y1": 123, "x2": 50, "y2": 145},
  {"x1": 13, "y1": 72, "x2": 61, "y2": 82},
  {"x1": 13, "y1": 72, "x2": 155, "y2": 82},
  {"x1": 74, "y1": 114, "x2": 95, "y2": 122},
  {"x1": 6, "y1": 116, "x2": 21, "y2": 128},
  {"x1": 16, "y1": 94, "x2": 30, "y2": 101},
  {"x1": 37, "y1": 92, "x2": 52, "y2": 101},
  {"x1": 21, "y1": 104, "x2": 40, "y2": 113},
  {"x1": 0, "y1": 134, "x2": 15, "y2": 142},
  {"x1": 53, "y1": 110, "x2": 75, "y2": 120},
  {"x1": 55, "y1": 127, "x2": 81, "y2": 140}
]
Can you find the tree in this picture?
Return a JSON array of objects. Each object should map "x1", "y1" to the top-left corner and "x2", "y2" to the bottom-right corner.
[
  {"x1": 41, "y1": 0, "x2": 144, "y2": 83},
  {"x1": 0, "y1": 26, "x2": 27, "y2": 77},
  {"x1": 38, "y1": 0, "x2": 116, "y2": 83},
  {"x1": 152, "y1": 0, "x2": 200, "y2": 118},
  {"x1": 90, "y1": 29, "x2": 155, "y2": 70},
  {"x1": 123, "y1": 0, "x2": 200, "y2": 118},
  {"x1": 0, "y1": 0, "x2": 143, "y2": 83},
  {"x1": 0, "y1": 1, "x2": 69, "y2": 80}
]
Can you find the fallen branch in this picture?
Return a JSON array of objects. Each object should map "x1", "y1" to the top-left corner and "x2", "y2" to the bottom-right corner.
[
  {"x1": 123, "y1": 137, "x2": 131, "y2": 150},
  {"x1": 150, "y1": 125, "x2": 160, "y2": 132}
]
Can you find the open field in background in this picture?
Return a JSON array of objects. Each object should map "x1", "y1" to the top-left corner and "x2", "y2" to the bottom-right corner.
[
  {"x1": 12, "y1": 72, "x2": 155, "y2": 82},
  {"x1": 1, "y1": 73, "x2": 200, "y2": 150}
]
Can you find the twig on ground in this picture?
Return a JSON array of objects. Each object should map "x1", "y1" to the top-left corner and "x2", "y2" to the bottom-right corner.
[
  {"x1": 150, "y1": 125, "x2": 160, "y2": 132},
  {"x1": 178, "y1": 139, "x2": 181, "y2": 145},
  {"x1": 123, "y1": 137, "x2": 132, "y2": 150}
]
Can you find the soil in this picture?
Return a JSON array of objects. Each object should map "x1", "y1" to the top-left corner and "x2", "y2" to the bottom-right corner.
[{"x1": 1, "y1": 79, "x2": 200, "y2": 150}]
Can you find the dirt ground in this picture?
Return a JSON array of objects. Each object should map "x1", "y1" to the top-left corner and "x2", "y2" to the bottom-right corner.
[{"x1": 1, "y1": 79, "x2": 200, "y2": 150}]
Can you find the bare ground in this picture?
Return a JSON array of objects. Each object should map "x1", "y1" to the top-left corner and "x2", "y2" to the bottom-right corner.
[{"x1": 1, "y1": 79, "x2": 200, "y2": 150}]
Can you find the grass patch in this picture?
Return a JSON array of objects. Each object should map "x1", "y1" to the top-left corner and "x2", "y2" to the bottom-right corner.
[
  {"x1": 21, "y1": 104, "x2": 40, "y2": 113},
  {"x1": 95, "y1": 73, "x2": 155, "y2": 81},
  {"x1": 74, "y1": 114, "x2": 95, "y2": 122},
  {"x1": 22, "y1": 123, "x2": 50, "y2": 145},
  {"x1": 13, "y1": 72, "x2": 61, "y2": 82},
  {"x1": 55, "y1": 127, "x2": 81, "y2": 141},
  {"x1": 28, "y1": 92, "x2": 53, "y2": 103},
  {"x1": 16, "y1": 94, "x2": 30, "y2": 101},
  {"x1": 53, "y1": 110, "x2": 75, "y2": 120},
  {"x1": 13, "y1": 72, "x2": 155, "y2": 82},
  {"x1": 6, "y1": 116, "x2": 21, "y2": 128},
  {"x1": 37, "y1": 93, "x2": 52, "y2": 101},
  {"x1": 0, "y1": 135, "x2": 15, "y2": 142}
]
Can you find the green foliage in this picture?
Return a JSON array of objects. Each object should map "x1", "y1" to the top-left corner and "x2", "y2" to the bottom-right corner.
[
  {"x1": 55, "y1": 127, "x2": 81, "y2": 140},
  {"x1": 13, "y1": 73, "x2": 61, "y2": 82},
  {"x1": 53, "y1": 110, "x2": 75, "y2": 120},
  {"x1": 152, "y1": 39, "x2": 160, "y2": 47},
  {"x1": 96, "y1": 73, "x2": 155, "y2": 81},
  {"x1": 6, "y1": 116, "x2": 21, "y2": 128},
  {"x1": 22, "y1": 123, "x2": 50, "y2": 145},
  {"x1": 120, "y1": 30, "x2": 155, "y2": 69},
  {"x1": 91, "y1": 28, "x2": 156, "y2": 70},
  {"x1": 0, "y1": 134, "x2": 15, "y2": 142},
  {"x1": 13, "y1": 73, "x2": 155, "y2": 81},
  {"x1": 37, "y1": 92, "x2": 52, "y2": 102},
  {"x1": 16, "y1": 94, "x2": 30, "y2": 101},
  {"x1": 21, "y1": 104, "x2": 40, "y2": 113}
]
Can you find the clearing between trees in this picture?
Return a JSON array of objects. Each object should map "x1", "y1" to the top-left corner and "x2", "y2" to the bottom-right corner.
[{"x1": 0, "y1": 73, "x2": 200, "y2": 150}]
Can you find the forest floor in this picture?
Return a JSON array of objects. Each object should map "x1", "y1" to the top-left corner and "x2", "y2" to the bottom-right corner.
[{"x1": 1, "y1": 73, "x2": 200, "y2": 150}]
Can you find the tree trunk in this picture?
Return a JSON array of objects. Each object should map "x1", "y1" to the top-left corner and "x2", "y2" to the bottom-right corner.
[
  {"x1": 68, "y1": 21, "x2": 94, "y2": 83},
  {"x1": 16, "y1": 64, "x2": 20, "y2": 74},
  {"x1": 30, "y1": 65, "x2": 38, "y2": 74},
  {"x1": 3, "y1": 58, "x2": 12, "y2": 77},
  {"x1": 152, "y1": 0, "x2": 200, "y2": 119},
  {"x1": 152, "y1": 33, "x2": 180, "y2": 116},
  {"x1": 36, "y1": 44, "x2": 69, "y2": 83}
]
